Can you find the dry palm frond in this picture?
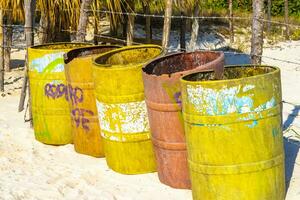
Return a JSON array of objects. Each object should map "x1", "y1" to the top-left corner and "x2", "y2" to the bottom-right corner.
[{"x1": 0, "y1": 0, "x2": 24, "y2": 23}]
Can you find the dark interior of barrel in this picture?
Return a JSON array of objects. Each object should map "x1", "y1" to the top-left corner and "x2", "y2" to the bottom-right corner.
[
  {"x1": 143, "y1": 52, "x2": 220, "y2": 76},
  {"x1": 33, "y1": 43, "x2": 89, "y2": 50},
  {"x1": 64, "y1": 46, "x2": 119, "y2": 64},
  {"x1": 183, "y1": 66, "x2": 276, "y2": 81},
  {"x1": 94, "y1": 47, "x2": 162, "y2": 66}
]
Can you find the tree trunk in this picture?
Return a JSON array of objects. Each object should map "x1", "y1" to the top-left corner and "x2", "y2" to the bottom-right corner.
[
  {"x1": 284, "y1": 0, "x2": 289, "y2": 39},
  {"x1": 229, "y1": 0, "x2": 234, "y2": 43},
  {"x1": 18, "y1": 0, "x2": 36, "y2": 127},
  {"x1": 38, "y1": 11, "x2": 50, "y2": 44},
  {"x1": 143, "y1": 3, "x2": 152, "y2": 43},
  {"x1": 94, "y1": 17, "x2": 99, "y2": 45},
  {"x1": 267, "y1": 0, "x2": 272, "y2": 33},
  {"x1": 126, "y1": 1, "x2": 135, "y2": 46},
  {"x1": 121, "y1": 3, "x2": 127, "y2": 38},
  {"x1": 251, "y1": 0, "x2": 264, "y2": 65},
  {"x1": 162, "y1": 0, "x2": 173, "y2": 53},
  {"x1": 180, "y1": 11, "x2": 186, "y2": 51},
  {"x1": 0, "y1": 10, "x2": 4, "y2": 92},
  {"x1": 76, "y1": 0, "x2": 92, "y2": 42},
  {"x1": 189, "y1": 4, "x2": 200, "y2": 51},
  {"x1": 4, "y1": 11, "x2": 12, "y2": 72}
]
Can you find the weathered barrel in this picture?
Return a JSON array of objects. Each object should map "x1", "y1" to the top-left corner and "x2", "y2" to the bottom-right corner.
[
  {"x1": 93, "y1": 45, "x2": 163, "y2": 174},
  {"x1": 142, "y1": 51, "x2": 224, "y2": 189},
  {"x1": 28, "y1": 43, "x2": 91, "y2": 145},
  {"x1": 181, "y1": 65, "x2": 285, "y2": 200},
  {"x1": 64, "y1": 45, "x2": 120, "y2": 157}
]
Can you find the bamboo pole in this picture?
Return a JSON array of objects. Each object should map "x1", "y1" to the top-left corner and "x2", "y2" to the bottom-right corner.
[
  {"x1": 18, "y1": 0, "x2": 36, "y2": 127},
  {"x1": 162, "y1": 0, "x2": 173, "y2": 53},
  {"x1": 189, "y1": 2, "x2": 200, "y2": 51},
  {"x1": 229, "y1": 0, "x2": 234, "y2": 43},
  {"x1": 284, "y1": 0, "x2": 290, "y2": 39},
  {"x1": 180, "y1": 11, "x2": 186, "y2": 51},
  {"x1": 4, "y1": 10, "x2": 12, "y2": 72},
  {"x1": 142, "y1": 2, "x2": 152, "y2": 44},
  {"x1": 267, "y1": 0, "x2": 272, "y2": 33},
  {"x1": 0, "y1": 10, "x2": 4, "y2": 92},
  {"x1": 127, "y1": 0, "x2": 135, "y2": 46},
  {"x1": 250, "y1": 0, "x2": 264, "y2": 65},
  {"x1": 76, "y1": 0, "x2": 92, "y2": 42}
]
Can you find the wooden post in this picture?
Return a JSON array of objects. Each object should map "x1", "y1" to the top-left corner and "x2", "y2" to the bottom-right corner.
[
  {"x1": 251, "y1": 0, "x2": 264, "y2": 65},
  {"x1": 267, "y1": 0, "x2": 272, "y2": 33},
  {"x1": 143, "y1": 2, "x2": 152, "y2": 44},
  {"x1": 4, "y1": 10, "x2": 12, "y2": 72},
  {"x1": 162, "y1": 0, "x2": 173, "y2": 53},
  {"x1": 126, "y1": 0, "x2": 135, "y2": 46},
  {"x1": 180, "y1": 11, "x2": 186, "y2": 51},
  {"x1": 189, "y1": 3, "x2": 200, "y2": 51},
  {"x1": 284, "y1": 0, "x2": 289, "y2": 40},
  {"x1": 38, "y1": 10, "x2": 50, "y2": 44},
  {"x1": 229, "y1": 0, "x2": 234, "y2": 43},
  {"x1": 0, "y1": 10, "x2": 4, "y2": 92},
  {"x1": 76, "y1": 0, "x2": 92, "y2": 42},
  {"x1": 18, "y1": 0, "x2": 36, "y2": 123}
]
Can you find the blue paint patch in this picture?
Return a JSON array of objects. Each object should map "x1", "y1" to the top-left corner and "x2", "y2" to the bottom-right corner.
[
  {"x1": 192, "y1": 123, "x2": 222, "y2": 127},
  {"x1": 272, "y1": 128, "x2": 279, "y2": 137},
  {"x1": 247, "y1": 120, "x2": 258, "y2": 128}
]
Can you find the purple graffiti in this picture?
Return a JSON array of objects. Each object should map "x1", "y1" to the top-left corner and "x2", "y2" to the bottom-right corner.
[
  {"x1": 44, "y1": 83, "x2": 83, "y2": 105},
  {"x1": 71, "y1": 108, "x2": 94, "y2": 131},
  {"x1": 174, "y1": 92, "x2": 182, "y2": 106},
  {"x1": 68, "y1": 85, "x2": 83, "y2": 105}
]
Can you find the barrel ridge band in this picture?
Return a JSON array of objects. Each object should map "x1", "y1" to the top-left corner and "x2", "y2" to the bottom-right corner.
[
  {"x1": 101, "y1": 129, "x2": 151, "y2": 143},
  {"x1": 95, "y1": 92, "x2": 145, "y2": 104},
  {"x1": 65, "y1": 81, "x2": 94, "y2": 90},
  {"x1": 29, "y1": 71, "x2": 65, "y2": 80},
  {"x1": 152, "y1": 137, "x2": 187, "y2": 150},
  {"x1": 32, "y1": 106, "x2": 69, "y2": 115},
  {"x1": 183, "y1": 104, "x2": 281, "y2": 125},
  {"x1": 189, "y1": 154, "x2": 283, "y2": 175},
  {"x1": 145, "y1": 99, "x2": 182, "y2": 112}
]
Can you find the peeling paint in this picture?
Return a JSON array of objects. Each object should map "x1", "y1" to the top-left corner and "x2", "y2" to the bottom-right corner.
[
  {"x1": 187, "y1": 85, "x2": 276, "y2": 116},
  {"x1": 30, "y1": 52, "x2": 65, "y2": 73},
  {"x1": 247, "y1": 120, "x2": 258, "y2": 128},
  {"x1": 242, "y1": 84, "x2": 255, "y2": 92},
  {"x1": 97, "y1": 100, "x2": 150, "y2": 137}
]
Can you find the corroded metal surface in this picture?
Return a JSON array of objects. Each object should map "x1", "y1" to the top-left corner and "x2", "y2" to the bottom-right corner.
[{"x1": 142, "y1": 51, "x2": 224, "y2": 189}]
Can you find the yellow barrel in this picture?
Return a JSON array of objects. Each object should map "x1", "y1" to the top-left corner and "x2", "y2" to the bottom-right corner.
[
  {"x1": 64, "y1": 45, "x2": 120, "y2": 157},
  {"x1": 92, "y1": 45, "x2": 163, "y2": 174},
  {"x1": 29, "y1": 42, "x2": 92, "y2": 145},
  {"x1": 181, "y1": 65, "x2": 285, "y2": 200}
]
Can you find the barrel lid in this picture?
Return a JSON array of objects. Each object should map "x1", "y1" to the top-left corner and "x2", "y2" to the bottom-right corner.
[
  {"x1": 29, "y1": 42, "x2": 92, "y2": 51},
  {"x1": 142, "y1": 51, "x2": 224, "y2": 78},
  {"x1": 181, "y1": 65, "x2": 280, "y2": 85},
  {"x1": 93, "y1": 45, "x2": 163, "y2": 69},
  {"x1": 64, "y1": 45, "x2": 121, "y2": 64}
]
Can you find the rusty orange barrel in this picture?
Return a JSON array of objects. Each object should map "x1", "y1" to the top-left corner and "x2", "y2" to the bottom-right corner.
[
  {"x1": 93, "y1": 45, "x2": 163, "y2": 174},
  {"x1": 142, "y1": 51, "x2": 224, "y2": 189},
  {"x1": 28, "y1": 43, "x2": 91, "y2": 145},
  {"x1": 181, "y1": 65, "x2": 285, "y2": 200},
  {"x1": 64, "y1": 45, "x2": 120, "y2": 157}
]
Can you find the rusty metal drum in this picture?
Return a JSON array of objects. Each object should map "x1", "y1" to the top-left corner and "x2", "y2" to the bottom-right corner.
[{"x1": 142, "y1": 51, "x2": 224, "y2": 188}]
